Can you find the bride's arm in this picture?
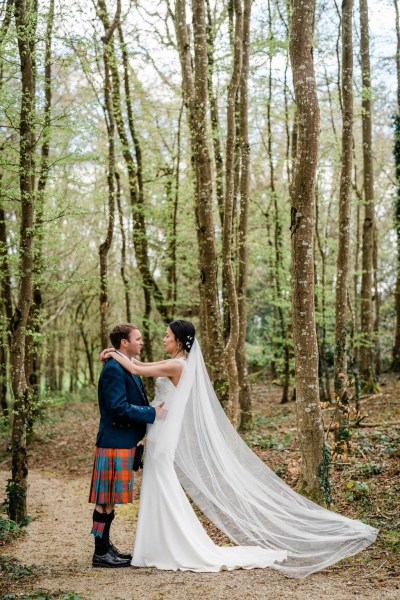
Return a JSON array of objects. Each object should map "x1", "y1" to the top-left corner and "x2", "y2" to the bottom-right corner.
[
  {"x1": 107, "y1": 350, "x2": 183, "y2": 378},
  {"x1": 99, "y1": 348, "x2": 167, "y2": 367},
  {"x1": 130, "y1": 357, "x2": 169, "y2": 367}
]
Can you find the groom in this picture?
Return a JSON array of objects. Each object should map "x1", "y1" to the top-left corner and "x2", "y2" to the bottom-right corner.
[{"x1": 88, "y1": 323, "x2": 165, "y2": 568}]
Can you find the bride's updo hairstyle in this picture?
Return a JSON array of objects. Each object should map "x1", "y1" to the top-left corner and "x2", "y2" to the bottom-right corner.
[{"x1": 169, "y1": 320, "x2": 196, "y2": 353}]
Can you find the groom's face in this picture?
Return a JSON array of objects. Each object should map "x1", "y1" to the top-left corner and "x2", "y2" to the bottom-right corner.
[{"x1": 121, "y1": 328, "x2": 143, "y2": 358}]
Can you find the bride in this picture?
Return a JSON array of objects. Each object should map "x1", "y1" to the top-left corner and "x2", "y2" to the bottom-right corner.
[{"x1": 102, "y1": 319, "x2": 377, "y2": 577}]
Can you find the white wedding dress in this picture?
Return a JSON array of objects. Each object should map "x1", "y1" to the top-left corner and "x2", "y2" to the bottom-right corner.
[{"x1": 131, "y1": 341, "x2": 378, "y2": 576}]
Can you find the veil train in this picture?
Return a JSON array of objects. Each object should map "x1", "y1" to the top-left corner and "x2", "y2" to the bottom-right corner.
[{"x1": 173, "y1": 340, "x2": 378, "y2": 578}]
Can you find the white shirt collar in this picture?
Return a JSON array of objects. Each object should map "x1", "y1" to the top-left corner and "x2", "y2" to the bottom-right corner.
[{"x1": 114, "y1": 349, "x2": 131, "y2": 362}]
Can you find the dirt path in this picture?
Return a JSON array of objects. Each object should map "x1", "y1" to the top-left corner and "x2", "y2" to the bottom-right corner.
[
  {"x1": 0, "y1": 468, "x2": 397, "y2": 600},
  {"x1": 1, "y1": 391, "x2": 399, "y2": 599}
]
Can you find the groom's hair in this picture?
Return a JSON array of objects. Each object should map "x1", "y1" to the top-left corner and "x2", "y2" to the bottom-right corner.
[{"x1": 110, "y1": 323, "x2": 138, "y2": 349}]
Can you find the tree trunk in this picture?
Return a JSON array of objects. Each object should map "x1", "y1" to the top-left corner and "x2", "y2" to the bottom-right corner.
[
  {"x1": 315, "y1": 189, "x2": 332, "y2": 402},
  {"x1": 266, "y1": 0, "x2": 289, "y2": 404},
  {"x1": 206, "y1": 0, "x2": 224, "y2": 228},
  {"x1": 9, "y1": 0, "x2": 36, "y2": 523},
  {"x1": 115, "y1": 172, "x2": 131, "y2": 322},
  {"x1": 359, "y1": 0, "x2": 377, "y2": 391},
  {"x1": 174, "y1": 0, "x2": 227, "y2": 402},
  {"x1": 166, "y1": 100, "x2": 183, "y2": 315},
  {"x1": 25, "y1": 0, "x2": 54, "y2": 412},
  {"x1": 222, "y1": 0, "x2": 243, "y2": 425},
  {"x1": 392, "y1": 0, "x2": 400, "y2": 371},
  {"x1": 353, "y1": 164, "x2": 362, "y2": 367},
  {"x1": 165, "y1": 164, "x2": 178, "y2": 316},
  {"x1": 0, "y1": 201, "x2": 13, "y2": 415},
  {"x1": 58, "y1": 334, "x2": 64, "y2": 392},
  {"x1": 313, "y1": 229, "x2": 326, "y2": 404},
  {"x1": 75, "y1": 297, "x2": 96, "y2": 386},
  {"x1": 334, "y1": 0, "x2": 353, "y2": 453},
  {"x1": 373, "y1": 227, "x2": 380, "y2": 375},
  {"x1": 0, "y1": 2, "x2": 16, "y2": 416},
  {"x1": 117, "y1": 23, "x2": 171, "y2": 333},
  {"x1": 289, "y1": 0, "x2": 325, "y2": 503},
  {"x1": 97, "y1": 0, "x2": 120, "y2": 349},
  {"x1": 237, "y1": 0, "x2": 252, "y2": 430}
]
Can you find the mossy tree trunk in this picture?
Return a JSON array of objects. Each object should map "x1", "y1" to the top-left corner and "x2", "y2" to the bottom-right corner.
[
  {"x1": 174, "y1": 0, "x2": 228, "y2": 402},
  {"x1": 9, "y1": 0, "x2": 37, "y2": 523},
  {"x1": 392, "y1": 0, "x2": 400, "y2": 371},
  {"x1": 334, "y1": 0, "x2": 353, "y2": 452},
  {"x1": 237, "y1": 0, "x2": 252, "y2": 429},
  {"x1": 289, "y1": 0, "x2": 325, "y2": 503},
  {"x1": 359, "y1": 0, "x2": 377, "y2": 392},
  {"x1": 97, "y1": 0, "x2": 120, "y2": 349}
]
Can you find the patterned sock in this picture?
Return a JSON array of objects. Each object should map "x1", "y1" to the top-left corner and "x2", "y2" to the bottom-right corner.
[{"x1": 91, "y1": 509, "x2": 108, "y2": 556}]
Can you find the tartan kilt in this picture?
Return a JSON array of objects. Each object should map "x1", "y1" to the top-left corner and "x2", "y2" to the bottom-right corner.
[{"x1": 88, "y1": 446, "x2": 136, "y2": 505}]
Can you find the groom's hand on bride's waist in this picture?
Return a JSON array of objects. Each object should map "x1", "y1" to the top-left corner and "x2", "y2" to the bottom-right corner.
[{"x1": 155, "y1": 402, "x2": 167, "y2": 420}]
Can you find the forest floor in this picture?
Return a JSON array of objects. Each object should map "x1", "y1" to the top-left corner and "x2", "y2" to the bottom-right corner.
[{"x1": 0, "y1": 375, "x2": 399, "y2": 600}]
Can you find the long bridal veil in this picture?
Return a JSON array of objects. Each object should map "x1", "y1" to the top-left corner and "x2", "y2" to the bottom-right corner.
[{"x1": 172, "y1": 340, "x2": 378, "y2": 578}]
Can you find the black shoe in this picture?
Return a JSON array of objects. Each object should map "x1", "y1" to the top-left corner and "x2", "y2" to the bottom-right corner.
[
  {"x1": 108, "y1": 541, "x2": 132, "y2": 561},
  {"x1": 92, "y1": 550, "x2": 131, "y2": 568}
]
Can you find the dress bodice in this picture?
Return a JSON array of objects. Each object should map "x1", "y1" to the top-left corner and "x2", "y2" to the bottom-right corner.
[
  {"x1": 146, "y1": 358, "x2": 187, "y2": 450},
  {"x1": 152, "y1": 376, "x2": 176, "y2": 406},
  {"x1": 152, "y1": 358, "x2": 187, "y2": 407}
]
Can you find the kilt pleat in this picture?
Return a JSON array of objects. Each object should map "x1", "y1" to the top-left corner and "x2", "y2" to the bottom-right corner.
[{"x1": 88, "y1": 447, "x2": 136, "y2": 504}]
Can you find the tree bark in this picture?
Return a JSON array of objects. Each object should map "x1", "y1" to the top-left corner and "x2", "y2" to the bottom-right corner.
[
  {"x1": 236, "y1": 0, "x2": 252, "y2": 429},
  {"x1": 117, "y1": 23, "x2": 170, "y2": 334},
  {"x1": 9, "y1": 0, "x2": 36, "y2": 523},
  {"x1": 75, "y1": 297, "x2": 96, "y2": 387},
  {"x1": 222, "y1": 0, "x2": 243, "y2": 425},
  {"x1": 315, "y1": 185, "x2": 334, "y2": 402},
  {"x1": 0, "y1": 200, "x2": 13, "y2": 415},
  {"x1": 25, "y1": 0, "x2": 54, "y2": 410},
  {"x1": 359, "y1": 0, "x2": 376, "y2": 390},
  {"x1": 392, "y1": 0, "x2": 400, "y2": 370},
  {"x1": 373, "y1": 227, "x2": 380, "y2": 375},
  {"x1": 267, "y1": 0, "x2": 290, "y2": 404},
  {"x1": 97, "y1": 0, "x2": 120, "y2": 349},
  {"x1": 164, "y1": 163, "x2": 178, "y2": 316},
  {"x1": 115, "y1": 171, "x2": 131, "y2": 322},
  {"x1": 289, "y1": 0, "x2": 325, "y2": 502},
  {"x1": 0, "y1": 1, "x2": 15, "y2": 415},
  {"x1": 206, "y1": 0, "x2": 224, "y2": 228},
  {"x1": 174, "y1": 0, "x2": 227, "y2": 401},
  {"x1": 334, "y1": 0, "x2": 353, "y2": 452}
]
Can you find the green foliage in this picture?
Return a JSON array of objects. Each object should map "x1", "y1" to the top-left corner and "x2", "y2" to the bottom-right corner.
[
  {"x1": 4, "y1": 480, "x2": 27, "y2": 522},
  {"x1": 0, "y1": 556, "x2": 39, "y2": 581},
  {"x1": 246, "y1": 432, "x2": 291, "y2": 452},
  {"x1": 0, "y1": 555, "x2": 82, "y2": 599},
  {"x1": 354, "y1": 430, "x2": 400, "y2": 458},
  {"x1": 353, "y1": 461, "x2": 387, "y2": 476},
  {"x1": 345, "y1": 480, "x2": 370, "y2": 502},
  {"x1": 0, "y1": 515, "x2": 24, "y2": 545},
  {"x1": 381, "y1": 530, "x2": 400, "y2": 551},
  {"x1": 0, "y1": 592, "x2": 83, "y2": 600}
]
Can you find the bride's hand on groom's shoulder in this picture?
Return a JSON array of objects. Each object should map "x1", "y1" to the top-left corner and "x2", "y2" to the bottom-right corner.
[{"x1": 100, "y1": 347, "x2": 115, "y2": 361}]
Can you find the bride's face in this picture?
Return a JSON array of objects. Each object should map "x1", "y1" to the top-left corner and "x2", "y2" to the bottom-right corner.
[{"x1": 164, "y1": 326, "x2": 178, "y2": 355}]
